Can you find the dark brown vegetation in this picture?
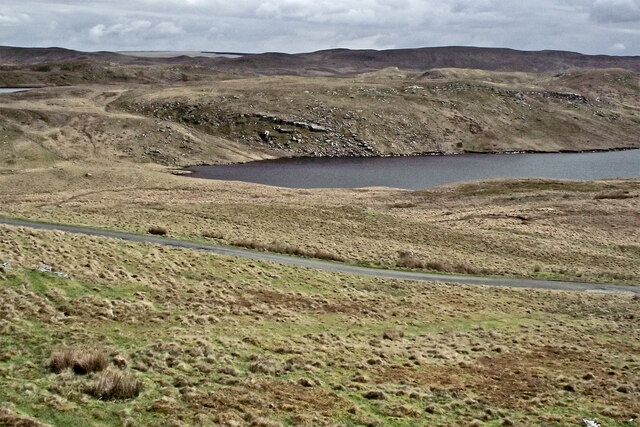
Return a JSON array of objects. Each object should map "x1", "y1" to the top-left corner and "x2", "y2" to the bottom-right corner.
[
  {"x1": 396, "y1": 254, "x2": 487, "y2": 275},
  {"x1": 232, "y1": 238, "x2": 346, "y2": 262},
  {"x1": 87, "y1": 369, "x2": 142, "y2": 400},
  {"x1": 3, "y1": 45, "x2": 640, "y2": 76},
  {"x1": 49, "y1": 347, "x2": 108, "y2": 375},
  {"x1": 147, "y1": 226, "x2": 168, "y2": 236},
  {"x1": 202, "y1": 230, "x2": 224, "y2": 239}
]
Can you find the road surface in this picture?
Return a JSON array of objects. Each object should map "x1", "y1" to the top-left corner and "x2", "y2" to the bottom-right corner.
[{"x1": 1, "y1": 217, "x2": 638, "y2": 295}]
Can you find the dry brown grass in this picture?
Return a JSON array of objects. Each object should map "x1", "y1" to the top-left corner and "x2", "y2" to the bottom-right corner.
[
  {"x1": 202, "y1": 230, "x2": 224, "y2": 239},
  {"x1": 0, "y1": 78, "x2": 639, "y2": 284},
  {"x1": 232, "y1": 238, "x2": 346, "y2": 262},
  {"x1": 147, "y1": 226, "x2": 167, "y2": 236},
  {"x1": 1, "y1": 162, "x2": 638, "y2": 283},
  {"x1": 49, "y1": 347, "x2": 108, "y2": 375},
  {"x1": 87, "y1": 369, "x2": 142, "y2": 400},
  {"x1": 397, "y1": 254, "x2": 484, "y2": 275},
  {"x1": 0, "y1": 225, "x2": 639, "y2": 425},
  {"x1": 0, "y1": 406, "x2": 48, "y2": 427}
]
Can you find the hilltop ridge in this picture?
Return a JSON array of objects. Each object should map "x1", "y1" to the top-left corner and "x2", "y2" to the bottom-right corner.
[{"x1": 2, "y1": 45, "x2": 640, "y2": 75}]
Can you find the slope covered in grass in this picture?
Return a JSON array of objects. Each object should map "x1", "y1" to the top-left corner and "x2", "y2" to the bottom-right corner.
[{"x1": 1, "y1": 225, "x2": 639, "y2": 426}]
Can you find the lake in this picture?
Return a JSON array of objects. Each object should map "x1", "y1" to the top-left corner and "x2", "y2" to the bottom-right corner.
[
  {"x1": 0, "y1": 88, "x2": 33, "y2": 94},
  {"x1": 186, "y1": 149, "x2": 640, "y2": 190}
]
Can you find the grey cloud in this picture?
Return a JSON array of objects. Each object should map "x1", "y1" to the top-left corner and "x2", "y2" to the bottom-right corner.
[
  {"x1": 0, "y1": 0, "x2": 638, "y2": 55},
  {"x1": 590, "y1": 0, "x2": 640, "y2": 23}
]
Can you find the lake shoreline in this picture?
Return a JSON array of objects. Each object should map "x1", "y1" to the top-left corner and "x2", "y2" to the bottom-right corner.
[
  {"x1": 181, "y1": 144, "x2": 640, "y2": 169},
  {"x1": 181, "y1": 147, "x2": 640, "y2": 190}
]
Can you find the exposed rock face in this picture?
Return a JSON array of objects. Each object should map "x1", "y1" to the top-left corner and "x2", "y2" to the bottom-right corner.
[{"x1": 108, "y1": 68, "x2": 640, "y2": 163}]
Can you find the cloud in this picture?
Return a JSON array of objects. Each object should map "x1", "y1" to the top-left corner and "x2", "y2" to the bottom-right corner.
[
  {"x1": 88, "y1": 20, "x2": 152, "y2": 43},
  {"x1": 590, "y1": 0, "x2": 640, "y2": 23},
  {"x1": 0, "y1": 0, "x2": 639, "y2": 55},
  {"x1": 0, "y1": 12, "x2": 30, "y2": 26},
  {"x1": 154, "y1": 22, "x2": 182, "y2": 35}
]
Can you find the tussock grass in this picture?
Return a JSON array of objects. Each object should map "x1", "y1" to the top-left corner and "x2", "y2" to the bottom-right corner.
[
  {"x1": 147, "y1": 226, "x2": 168, "y2": 236},
  {"x1": 87, "y1": 369, "x2": 142, "y2": 400},
  {"x1": 233, "y1": 239, "x2": 346, "y2": 262},
  {"x1": 1, "y1": 229, "x2": 639, "y2": 426},
  {"x1": 0, "y1": 406, "x2": 48, "y2": 427},
  {"x1": 313, "y1": 249, "x2": 344, "y2": 262},
  {"x1": 396, "y1": 255, "x2": 484, "y2": 275},
  {"x1": 49, "y1": 347, "x2": 108, "y2": 374},
  {"x1": 202, "y1": 230, "x2": 224, "y2": 239},
  {"x1": 390, "y1": 202, "x2": 417, "y2": 208}
]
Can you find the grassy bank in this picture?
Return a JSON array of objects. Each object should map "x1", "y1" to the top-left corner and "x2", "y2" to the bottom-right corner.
[
  {"x1": 1, "y1": 225, "x2": 639, "y2": 426},
  {"x1": 1, "y1": 162, "x2": 638, "y2": 285}
]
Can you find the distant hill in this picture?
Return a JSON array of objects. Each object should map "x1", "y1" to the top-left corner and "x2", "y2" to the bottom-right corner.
[
  {"x1": 1, "y1": 45, "x2": 640, "y2": 75},
  {"x1": 0, "y1": 46, "x2": 132, "y2": 65},
  {"x1": 215, "y1": 46, "x2": 640, "y2": 75}
]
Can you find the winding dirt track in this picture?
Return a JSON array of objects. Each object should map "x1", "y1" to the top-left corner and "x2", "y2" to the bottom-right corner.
[{"x1": 1, "y1": 217, "x2": 638, "y2": 295}]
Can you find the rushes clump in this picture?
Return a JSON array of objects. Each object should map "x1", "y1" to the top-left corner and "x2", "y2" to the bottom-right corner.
[
  {"x1": 49, "y1": 347, "x2": 108, "y2": 374},
  {"x1": 396, "y1": 254, "x2": 482, "y2": 275},
  {"x1": 232, "y1": 239, "x2": 346, "y2": 262},
  {"x1": 148, "y1": 226, "x2": 168, "y2": 236},
  {"x1": 88, "y1": 369, "x2": 142, "y2": 400}
]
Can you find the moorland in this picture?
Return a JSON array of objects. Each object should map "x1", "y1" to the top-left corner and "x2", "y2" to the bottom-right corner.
[{"x1": 0, "y1": 46, "x2": 639, "y2": 426}]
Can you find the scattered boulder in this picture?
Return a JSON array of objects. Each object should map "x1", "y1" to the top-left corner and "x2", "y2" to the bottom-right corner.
[
  {"x1": 37, "y1": 264, "x2": 52, "y2": 273},
  {"x1": 36, "y1": 264, "x2": 69, "y2": 279},
  {"x1": 259, "y1": 130, "x2": 271, "y2": 142}
]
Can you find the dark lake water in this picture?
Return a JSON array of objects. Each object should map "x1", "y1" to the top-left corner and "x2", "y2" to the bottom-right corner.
[{"x1": 187, "y1": 149, "x2": 640, "y2": 190}]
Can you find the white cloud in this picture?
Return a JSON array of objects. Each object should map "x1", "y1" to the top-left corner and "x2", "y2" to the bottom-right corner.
[
  {"x1": 88, "y1": 24, "x2": 107, "y2": 42},
  {"x1": 612, "y1": 42, "x2": 626, "y2": 50},
  {"x1": 154, "y1": 22, "x2": 182, "y2": 35},
  {"x1": 0, "y1": 12, "x2": 30, "y2": 25},
  {"x1": 0, "y1": 0, "x2": 639, "y2": 55},
  {"x1": 88, "y1": 20, "x2": 153, "y2": 43}
]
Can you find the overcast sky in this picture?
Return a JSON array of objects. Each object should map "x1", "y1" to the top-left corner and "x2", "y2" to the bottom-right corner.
[{"x1": 1, "y1": 0, "x2": 639, "y2": 55}]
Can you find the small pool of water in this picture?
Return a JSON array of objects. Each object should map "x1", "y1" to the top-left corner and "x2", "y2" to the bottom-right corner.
[
  {"x1": 186, "y1": 149, "x2": 640, "y2": 190},
  {"x1": 0, "y1": 88, "x2": 33, "y2": 94}
]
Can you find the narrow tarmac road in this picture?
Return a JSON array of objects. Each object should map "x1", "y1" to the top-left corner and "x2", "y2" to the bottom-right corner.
[{"x1": 1, "y1": 217, "x2": 638, "y2": 295}]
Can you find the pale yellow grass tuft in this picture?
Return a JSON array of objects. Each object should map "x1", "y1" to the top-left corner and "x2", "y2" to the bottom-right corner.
[
  {"x1": 87, "y1": 369, "x2": 143, "y2": 400},
  {"x1": 49, "y1": 347, "x2": 108, "y2": 374}
]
